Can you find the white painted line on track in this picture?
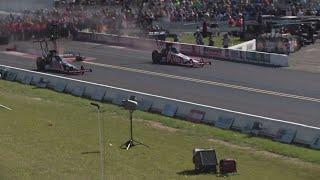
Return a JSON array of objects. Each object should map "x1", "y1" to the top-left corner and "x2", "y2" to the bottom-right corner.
[
  {"x1": 81, "y1": 42, "x2": 105, "y2": 46},
  {"x1": 84, "y1": 61, "x2": 320, "y2": 103},
  {"x1": 1, "y1": 51, "x2": 36, "y2": 58},
  {"x1": 1, "y1": 64, "x2": 320, "y2": 130}
]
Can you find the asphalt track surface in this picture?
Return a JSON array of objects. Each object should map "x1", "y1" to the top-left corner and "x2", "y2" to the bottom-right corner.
[{"x1": 0, "y1": 40, "x2": 320, "y2": 128}]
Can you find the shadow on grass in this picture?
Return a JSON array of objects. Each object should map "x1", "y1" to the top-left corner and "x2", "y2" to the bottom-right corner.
[
  {"x1": 81, "y1": 151, "x2": 100, "y2": 155},
  {"x1": 177, "y1": 169, "x2": 216, "y2": 176},
  {"x1": 176, "y1": 169, "x2": 198, "y2": 176},
  {"x1": 177, "y1": 169, "x2": 239, "y2": 178}
]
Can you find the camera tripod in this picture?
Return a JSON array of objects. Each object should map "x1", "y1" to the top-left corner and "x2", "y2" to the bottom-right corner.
[{"x1": 121, "y1": 110, "x2": 149, "y2": 150}]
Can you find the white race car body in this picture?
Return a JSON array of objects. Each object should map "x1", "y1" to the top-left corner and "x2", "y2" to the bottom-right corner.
[
  {"x1": 161, "y1": 51, "x2": 211, "y2": 67},
  {"x1": 60, "y1": 52, "x2": 85, "y2": 61}
]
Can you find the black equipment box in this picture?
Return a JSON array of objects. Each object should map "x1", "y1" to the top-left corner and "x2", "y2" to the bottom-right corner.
[{"x1": 193, "y1": 149, "x2": 218, "y2": 173}]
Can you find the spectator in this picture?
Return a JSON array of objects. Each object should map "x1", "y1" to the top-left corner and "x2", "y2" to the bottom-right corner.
[
  {"x1": 297, "y1": 9, "x2": 304, "y2": 17},
  {"x1": 223, "y1": 33, "x2": 230, "y2": 48},
  {"x1": 208, "y1": 35, "x2": 214, "y2": 46},
  {"x1": 173, "y1": 34, "x2": 179, "y2": 42},
  {"x1": 202, "y1": 20, "x2": 208, "y2": 38},
  {"x1": 194, "y1": 28, "x2": 204, "y2": 45}
]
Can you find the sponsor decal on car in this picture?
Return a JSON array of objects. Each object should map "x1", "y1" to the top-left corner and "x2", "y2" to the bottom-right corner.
[{"x1": 167, "y1": 53, "x2": 183, "y2": 64}]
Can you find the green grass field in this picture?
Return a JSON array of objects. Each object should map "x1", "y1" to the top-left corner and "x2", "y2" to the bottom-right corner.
[
  {"x1": 0, "y1": 80, "x2": 320, "y2": 179},
  {"x1": 167, "y1": 33, "x2": 244, "y2": 47}
]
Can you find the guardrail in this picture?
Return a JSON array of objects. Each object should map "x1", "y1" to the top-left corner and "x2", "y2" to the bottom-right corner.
[
  {"x1": 75, "y1": 31, "x2": 289, "y2": 67},
  {"x1": 1, "y1": 64, "x2": 319, "y2": 149}
]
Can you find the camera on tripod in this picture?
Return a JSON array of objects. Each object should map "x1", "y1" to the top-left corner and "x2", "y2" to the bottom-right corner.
[
  {"x1": 121, "y1": 96, "x2": 149, "y2": 150},
  {"x1": 122, "y1": 96, "x2": 138, "y2": 111}
]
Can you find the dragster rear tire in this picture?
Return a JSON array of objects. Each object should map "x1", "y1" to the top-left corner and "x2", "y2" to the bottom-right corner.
[
  {"x1": 36, "y1": 57, "x2": 45, "y2": 71},
  {"x1": 76, "y1": 56, "x2": 84, "y2": 61},
  {"x1": 152, "y1": 50, "x2": 161, "y2": 64}
]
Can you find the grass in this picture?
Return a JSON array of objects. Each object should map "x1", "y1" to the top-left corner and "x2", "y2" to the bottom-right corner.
[
  {"x1": 0, "y1": 80, "x2": 320, "y2": 179},
  {"x1": 167, "y1": 33, "x2": 245, "y2": 47}
]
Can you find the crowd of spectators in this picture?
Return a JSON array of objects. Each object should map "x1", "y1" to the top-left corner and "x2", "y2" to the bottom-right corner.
[
  {"x1": 1, "y1": 0, "x2": 320, "y2": 42},
  {"x1": 141, "y1": 0, "x2": 320, "y2": 24},
  {"x1": 0, "y1": 4, "x2": 140, "y2": 41}
]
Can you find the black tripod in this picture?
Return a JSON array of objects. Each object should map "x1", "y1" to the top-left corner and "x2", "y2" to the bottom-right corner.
[{"x1": 121, "y1": 109, "x2": 149, "y2": 150}]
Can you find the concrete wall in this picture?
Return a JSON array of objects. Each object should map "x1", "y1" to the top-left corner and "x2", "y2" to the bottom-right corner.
[{"x1": 1, "y1": 64, "x2": 319, "y2": 149}]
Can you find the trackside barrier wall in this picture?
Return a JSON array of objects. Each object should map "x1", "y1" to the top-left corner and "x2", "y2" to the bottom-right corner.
[
  {"x1": 75, "y1": 32, "x2": 289, "y2": 67},
  {"x1": 1, "y1": 65, "x2": 319, "y2": 149}
]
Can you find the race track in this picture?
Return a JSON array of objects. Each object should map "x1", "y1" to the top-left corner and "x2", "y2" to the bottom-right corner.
[{"x1": 1, "y1": 40, "x2": 320, "y2": 127}]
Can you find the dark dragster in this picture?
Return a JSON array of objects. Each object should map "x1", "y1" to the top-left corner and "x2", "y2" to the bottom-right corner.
[{"x1": 35, "y1": 39, "x2": 92, "y2": 75}]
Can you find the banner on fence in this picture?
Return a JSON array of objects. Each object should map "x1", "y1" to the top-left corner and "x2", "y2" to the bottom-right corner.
[
  {"x1": 180, "y1": 44, "x2": 201, "y2": 56},
  {"x1": 187, "y1": 109, "x2": 206, "y2": 123},
  {"x1": 138, "y1": 99, "x2": 153, "y2": 111},
  {"x1": 311, "y1": 134, "x2": 320, "y2": 149},
  {"x1": 274, "y1": 128, "x2": 297, "y2": 144},
  {"x1": 203, "y1": 47, "x2": 223, "y2": 58},
  {"x1": 162, "y1": 104, "x2": 178, "y2": 117},
  {"x1": 215, "y1": 116, "x2": 235, "y2": 130},
  {"x1": 246, "y1": 51, "x2": 271, "y2": 64},
  {"x1": 229, "y1": 49, "x2": 244, "y2": 61}
]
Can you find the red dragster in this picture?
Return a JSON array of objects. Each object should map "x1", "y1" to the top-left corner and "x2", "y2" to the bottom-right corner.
[{"x1": 152, "y1": 43, "x2": 211, "y2": 67}]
